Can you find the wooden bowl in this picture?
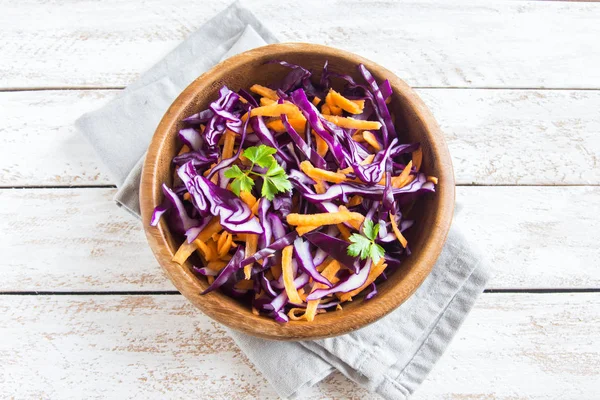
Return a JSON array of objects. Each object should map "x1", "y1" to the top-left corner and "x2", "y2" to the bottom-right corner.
[{"x1": 140, "y1": 43, "x2": 454, "y2": 341}]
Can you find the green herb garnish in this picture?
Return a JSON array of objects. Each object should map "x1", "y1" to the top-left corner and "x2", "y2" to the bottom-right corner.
[
  {"x1": 224, "y1": 145, "x2": 292, "y2": 201},
  {"x1": 347, "y1": 219, "x2": 385, "y2": 264}
]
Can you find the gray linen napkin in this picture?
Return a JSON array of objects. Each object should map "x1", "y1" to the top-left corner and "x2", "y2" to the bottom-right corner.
[{"x1": 75, "y1": 2, "x2": 491, "y2": 399}]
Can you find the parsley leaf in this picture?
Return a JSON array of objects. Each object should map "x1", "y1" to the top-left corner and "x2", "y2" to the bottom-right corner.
[
  {"x1": 347, "y1": 219, "x2": 386, "y2": 264},
  {"x1": 223, "y1": 145, "x2": 291, "y2": 200}
]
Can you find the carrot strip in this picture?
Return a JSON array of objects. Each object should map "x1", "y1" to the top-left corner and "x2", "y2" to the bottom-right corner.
[
  {"x1": 338, "y1": 154, "x2": 375, "y2": 174},
  {"x1": 266, "y1": 117, "x2": 306, "y2": 133},
  {"x1": 178, "y1": 144, "x2": 190, "y2": 155},
  {"x1": 391, "y1": 161, "x2": 413, "y2": 188},
  {"x1": 251, "y1": 201, "x2": 261, "y2": 215},
  {"x1": 385, "y1": 97, "x2": 391, "y2": 104},
  {"x1": 250, "y1": 103, "x2": 302, "y2": 118},
  {"x1": 222, "y1": 130, "x2": 236, "y2": 160},
  {"x1": 235, "y1": 280, "x2": 254, "y2": 290},
  {"x1": 244, "y1": 234, "x2": 258, "y2": 279},
  {"x1": 239, "y1": 191, "x2": 257, "y2": 209},
  {"x1": 351, "y1": 131, "x2": 365, "y2": 143},
  {"x1": 207, "y1": 260, "x2": 227, "y2": 271},
  {"x1": 389, "y1": 212, "x2": 408, "y2": 248},
  {"x1": 303, "y1": 260, "x2": 341, "y2": 321},
  {"x1": 337, "y1": 223, "x2": 352, "y2": 241},
  {"x1": 351, "y1": 99, "x2": 365, "y2": 110},
  {"x1": 300, "y1": 160, "x2": 346, "y2": 184},
  {"x1": 312, "y1": 96, "x2": 322, "y2": 106},
  {"x1": 322, "y1": 115, "x2": 382, "y2": 130},
  {"x1": 328, "y1": 89, "x2": 363, "y2": 114},
  {"x1": 282, "y1": 245, "x2": 303, "y2": 303},
  {"x1": 196, "y1": 240, "x2": 214, "y2": 261},
  {"x1": 196, "y1": 217, "x2": 222, "y2": 243},
  {"x1": 338, "y1": 259, "x2": 387, "y2": 302},
  {"x1": 338, "y1": 205, "x2": 364, "y2": 230},
  {"x1": 183, "y1": 192, "x2": 191, "y2": 201},
  {"x1": 218, "y1": 232, "x2": 233, "y2": 258},
  {"x1": 313, "y1": 179, "x2": 327, "y2": 195},
  {"x1": 287, "y1": 211, "x2": 365, "y2": 227},
  {"x1": 412, "y1": 148, "x2": 423, "y2": 171},
  {"x1": 329, "y1": 104, "x2": 343, "y2": 116},
  {"x1": 427, "y1": 176, "x2": 439, "y2": 184},
  {"x1": 250, "y1": 84, "x2": 278, "y2": 100},
  {"x1": 260, "y1": 97, "x2": 276, "y2": 106},
  {"x1": 362, "y1": 131, "x2": 382, "y2": 151},
  {"x1": 296, "y1": 225, "x2": 319, "y2": 236},
  {"x1": 314, "y1": 132, "x2": 328, "y2": 157},
  {"x1": 172, "y1": 240, "x2": 198, "y2": 265},
  {"x1": 207, "y1": 276, "x2": 215, "y2": 285},
  {"x1": 347, "y1": 195, "x2": 363, "y2": 207},
  {"x1": 321, "y1": 104, "x2": 331, "y2": 115}
]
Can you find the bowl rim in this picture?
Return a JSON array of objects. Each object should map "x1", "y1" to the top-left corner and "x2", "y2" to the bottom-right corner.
[{"x1": 140, "y1": 42, "x2": 455, "y2": 341}]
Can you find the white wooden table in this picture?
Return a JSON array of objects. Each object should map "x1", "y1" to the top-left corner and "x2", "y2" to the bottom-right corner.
[{"x1": 2, "y1": 1, "x2": 599, "y2": 398}]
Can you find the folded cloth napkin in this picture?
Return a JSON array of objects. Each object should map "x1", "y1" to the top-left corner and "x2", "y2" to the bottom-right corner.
[{"x1": 76, "y1": 2, "x2": 491, "y2": 399}]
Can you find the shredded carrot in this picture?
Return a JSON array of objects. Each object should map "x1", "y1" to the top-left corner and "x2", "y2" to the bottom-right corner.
[
  {"x1": 314, "y1": 132, "x2": 328, "y2": 157},
  {"x1": 300, "y1": 160, "x2": 346, "y2": 184},
  {"x1": 338, "y1": 205, "x2": 364, "y2": 230},
  {"x1": 250, "y1": 103, "x2": 302, "y2": 118},
  {"x1": 235, "y1": 280, "x2": 254, "y2": 290},
  {"x1": 385, "y1": 97, "x2": 391, "y2": 104},
  {"x1": 207, "y1": 276, "x2": 215, "y2": 284},
  {"x1": 172, "y1": 240, "x2": 198, "y2": 265},
  {"x1": 287, "y1": 211, "x2": 365, "y2": 227},
  {"x1": 339, "y1": 259, "x2": 387, "y2": 302},
  {"x1": 336, "y1": 304, "x2": 343, "y2": 310},
  {"x1": 322, "y1": 115, "x2": 382, "y2": 130},
  {"x1": 238, "y1": 96, "x2": 248, "y2": 104},
  {"x1": 389, "y1": 212, "x2": 408, "y2": 248},
  {"x1": 282, "y1": 245, "x2": 303, "y2": 303},
  {"x1": 221, "y1": 130, "x2": 236, "y2": 160},
  {"x1": 321, "y1": 104, "x2": 331, "y2": 115},
  {"x1": 196, "y1": 217, "x2": 222, "y2": 243},
  {"x1": 287, "y1": 308, "x2": 308, "y2": 320},
  {"x1": 183, "y1": 192, "x2": 191, "y2": 201},
  {"x1": 218, "y1": 232, "x2": 233, "y2": 258},
  {"x1": 328, "y1": 89, "x2": 363, "y2": 114},
  {"x1": 313, "y1": 179, "x2": 327, "y2": 195},
  {"x1": 362, "y1": 131, "x2": 382, "y2": 151},
  {"x1": 329, "y1": 104, "x2": 343, "y2": 116},
  {"x1": 325, "y1": 91, "x2": 335, "y2": 107},
  {"x1": 337, "y1": 223, "x2": 352, "y2": 241},
  {"x1": 296, "y1": 225, "x2": 319, "y2": 236},
  {"x1": 347, "y1": 195, "x2": 363, "y2": 207},
  {"x1": 196, "y1": 240, "x2": 214, "y2": 261},
  {"x1": 239, "y1": 190, "x2": 257, "y2": 209},
  {"x1": 212, "y1": 232, "x2": 220, "y2": 242},
  {"x1": 412, "y1": 148, "x2": 423, "y2": 171},
  {"x1": 427, "y1": 176, "x2": 439, "y2": 184},
  {"x1": 391, "y1": 161, "x2": 413, "y2": 188},
  {"x1": 351, "y1": 99, "x2": 365, "y2": 110},
  {"x1": 207, "y1": 260, "x2": 227, "y2": 271},
  {"x1": 266, "y1": 117, "x2": 306, "y2": 133},
  {"x1": 338, "y1": 154, "x2": 375, "y2": 174},
  {"x1": 217, "y1": 232, "x2": 227, "y2": 250},
  {"x1": 303, "y1": 260, "x2": 341, "y2": 321},
  {"x1": 203, "y1": 163, "x2": 217, "y2": 177},
  {"x1": 178, "y1": 144, "x2": 190, "y2": 155},
  {"x1": 312, "y1": 96, "x2": 321, "y2": 106},
  {"x1": 244, "y1": 234, "x2": 258, "y2": 279},
  {"x1": 251, "y1": 200, "x2": 261, "y2": 215},
  {"x1": 250, "y1": 84, "x2": 278, "y2": 100},
  {"x1": 298, "y1": 288, "x2": 308, "y2": 302},
  {"x1": 351, "y1": 131, "x2": 365, "y2": 143},
  {"x1": 210, "y1": 173, "x2": 218, "y2": 185},
  {"x1": 271, "y1": 264, "x2": 282, "y2": 280},
  {"x1": 260, "y1": 97, "x2": 276, "y2": 106}
]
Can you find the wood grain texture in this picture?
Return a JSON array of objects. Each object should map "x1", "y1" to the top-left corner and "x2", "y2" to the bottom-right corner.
[
  {"x1": 1, "y1": 186, "x2": 598, "y2": 292},
  {"x1": 140, "y1": 43, "x2": 455, "y2": 340},
  {"x1": 1, "y1": 293, "x2": 598, "y2": 399},
  {"x1": 1, "y1": 1, "x2": 599, "y2": 90},
  {"x1": 3, "y1": 88, "x2": 599, "y2": 187}
]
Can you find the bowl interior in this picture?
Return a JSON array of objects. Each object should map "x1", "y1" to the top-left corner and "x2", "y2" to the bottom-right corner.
[{"x1": 141, "y1": 43, "x2": 454, "y2": 340}]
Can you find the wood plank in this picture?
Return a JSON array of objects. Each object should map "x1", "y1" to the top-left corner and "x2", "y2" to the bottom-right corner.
[
  {"x1": 1, "y1": 186, "x2": 598, "y2": 291},
  {"x1": 1, "y1": 293, "x2": 597, "y2": 398},
  {"x1": 1, "y1": 1, "x2": 599, "y2": 89},
  {"x1": 3, "y1": 89, "x2": 599, "y2": 186}
]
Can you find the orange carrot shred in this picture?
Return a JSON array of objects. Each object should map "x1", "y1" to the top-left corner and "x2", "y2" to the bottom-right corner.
[
  {"x1": 362, "y1": 131, "x2": 382, "y2": 151},
  {"x1": 427, "y1": 176, "x2": 439, "y2": 184},
  {"x1": 250, "y1": 84, "x2": 278, "y2": 100},
  {"x1": 322, "y1": 115, "x2": 381, "y2": 130},
  {"x1": 389, "y1": 212, "x2": 408, "y2": 248},
  {"x1": 413, "y1": 148, "x2": 423, "y2": 171},
  {"x1": 282, "y1": 245, "x2": 303, "y2": 303}
]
